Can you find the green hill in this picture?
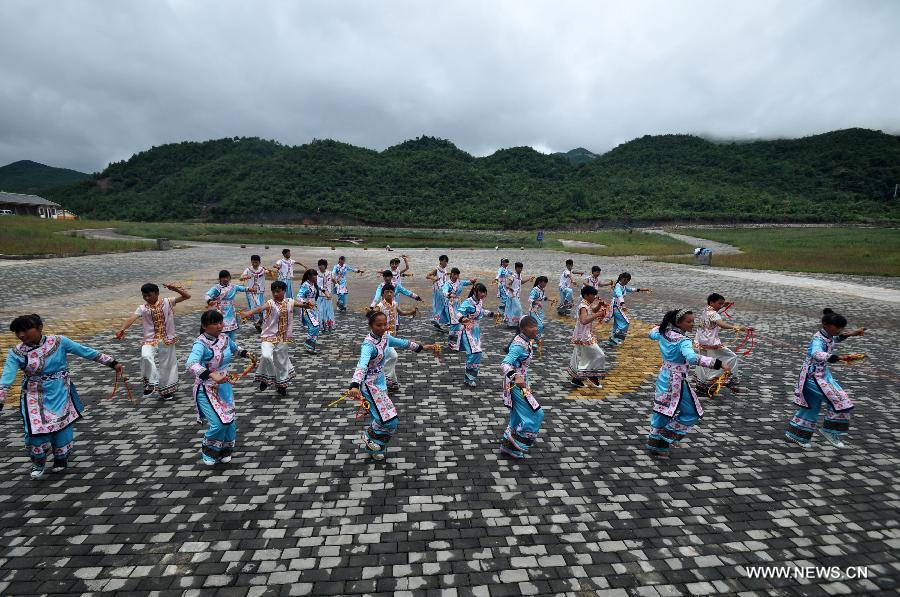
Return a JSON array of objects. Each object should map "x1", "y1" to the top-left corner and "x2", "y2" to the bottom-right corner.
[
  {"x1": 555, "y1": 147, "x2": 599, "y2": 165},
  {"x1": 45, "y1": 129, "x2": 900, "y2": 227},
  {"x1": 0, "y1": 160, "x2": 90, "y2": 194}
]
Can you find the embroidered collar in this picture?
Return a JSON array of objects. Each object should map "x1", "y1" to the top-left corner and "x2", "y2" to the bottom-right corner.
[
  {"x1": 364, "y1": 332, "x2": 388, "y2": 348},
  {"x1": 17, "y1": 335, "x2": 47, "y2": 352},
  {"x1": 514, "y1": 334, "x2": 532, "y2": 350},
  {"x1": 663, "y1": 327, "x2": 688, "y2": 342},
  {"x1": 818, "y1": 328, "x2": 834, "y2": 340}
]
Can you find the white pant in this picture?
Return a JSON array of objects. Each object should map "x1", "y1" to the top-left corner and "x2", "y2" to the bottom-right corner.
[
  {"x1": 695, "y1": 347, "x2": 740, "y2": 383},
  {"x1": 256, "y1": 342, "x2": 295, "y2": 387},
  {"x1": 141, "y1": 343, "x2": 179, "y2": 396},
  {"x1": 384, "y1": 347, "x2": 399, "y2": 382},
  {"x1": 568, "y1": 343, "x2": 606, "y2": 378}
]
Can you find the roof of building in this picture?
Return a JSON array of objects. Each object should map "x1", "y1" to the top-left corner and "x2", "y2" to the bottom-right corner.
[{"x1": 0, "y1": 191, "x2": 60, "y2": 207}]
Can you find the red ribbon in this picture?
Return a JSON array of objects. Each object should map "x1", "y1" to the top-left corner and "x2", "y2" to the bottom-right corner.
[
  {"x1": 733, "y1": 328, "x2": 755, "y2": 356},
  {"x1": 720, "y1": 302, "x2": 734, "y2": 319},
  {"x1": 107, "y1": 369, "x2": 136, "y2": 403}
]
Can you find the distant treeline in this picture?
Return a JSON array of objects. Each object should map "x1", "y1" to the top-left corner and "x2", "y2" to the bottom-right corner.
[
  {"x1": 0, "y1": 160, "x2": 90, "y2": 194},
  {"x1": 45, "y1": 128, "x2": 900, "y2": 227}
]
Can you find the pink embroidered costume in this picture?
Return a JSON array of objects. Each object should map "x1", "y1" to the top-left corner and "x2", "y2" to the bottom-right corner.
[
  {"x1": 567, "y1": 299, "x2": 608, "y2": 382},
  {"x1": 241, "y1": 265, "x2": 268, "y2": 327},
  {"x1": 374, "y1": 298, "x2": 413, "y2": 390},
  {"x1": 254, "y1": 298, "x2": 299, "y2": 393},
  {"x1": 135, "y1": 298, "x2": 179, "y2": 398},
  {"x1": 694, "y1": 305, "x2": 741, "y2": 388}
]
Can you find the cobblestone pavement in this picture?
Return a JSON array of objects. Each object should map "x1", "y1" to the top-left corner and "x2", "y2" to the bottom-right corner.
[{"x1": 0, "y1": 244, "x2": 898, "y2": 596}]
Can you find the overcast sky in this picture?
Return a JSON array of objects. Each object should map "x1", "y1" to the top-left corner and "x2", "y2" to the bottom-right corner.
[{"x1": 1, "y1": 0, "x2": 898, "y2": 173}]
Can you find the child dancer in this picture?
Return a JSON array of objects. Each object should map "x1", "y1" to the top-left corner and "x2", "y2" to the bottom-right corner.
[
  {"x1": 332, "y1": 256, "x2": 363, "y2": 313},
  {"x1": 557, "y1": 259, "x2": 584, "y2": 316},
  {"x1": 240, "y1": 281, "x2": 297, "y2": 396},
  {"x1": 645, "y1": 309, "x2": 727, "y2": 459},
  {"x1": 115, "y1": 282, "x2": 190, "y2": 399},
  {"x1": 316, "y1": 259, "x2": 336, "y2": 332},
  {"x1": 371, "y1": 270, "x2": 422, "y2": 307},
  {"x1": 454, "y1": 283, "x2": 495, "y2": 387},
  {"x1": 607, "y1": 272, "x2": 650, "y2": 346},
  {"x1": 528, "y1": 276, "x2": 551, "y2": 341},
  {"x1": 568, "y1": 286, "x2": 609, "y2": 388},
  {"x1": 785, "y1": 309, "x2": 865, "y2": 449},
  {"x1": 494, "y1": 258, "x2": 510, "y2": 314},
  {"x1": 347, "y1": 310, "x2": 439, "y2": 461},
  {"x1": 503, "y1": 262, "x2": 534, "y2": 328},
  {"x1": 389, "y1": 255, "x2": 412, "y2": 308},
  {"x1": 205, "y1": 270, "x2": 249, "y2": 342},
  {"x1": 239, "y1": 255, "x2": 269, "y2": 332},
  {"x1": 296, "y1": 269, "x2": 322, "y2": 354},
  {"x1": 186, "y1": 310, "x2": 251, "y2": 465},
  {"x1": 426, "y1": 254, "x2": 450, "y2": 331},
  {"x1": 584, "y1": 266, "x2": 613, "y2": 290},
  {"x1": 373, "y1": 284, "x2": 418, "y2": 392},
  {"x1": 442, "y1": 268, "x2": 475, "y2": 347},
  {"x1": 273, "y1": 249, "x2": 305, "y2": 297},
  {"x1": 499, "y1": 315, "x2": 544, "y2": 459},
  {"x1": 694, "y1": 293, "x2": 752, "y2": 395},
  {"x1": 1, "y1": 314, "x2": 123, "y2": 479}
]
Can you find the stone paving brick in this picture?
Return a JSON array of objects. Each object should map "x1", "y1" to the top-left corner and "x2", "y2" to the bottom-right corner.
[{"x1": 0, "y1": 246, "x2": 898, "y2": 596}]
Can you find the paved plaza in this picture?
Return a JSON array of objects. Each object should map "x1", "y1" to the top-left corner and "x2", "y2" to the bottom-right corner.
[{"x1": 0, "y1": 243, "x2": 898, "y2": 596}]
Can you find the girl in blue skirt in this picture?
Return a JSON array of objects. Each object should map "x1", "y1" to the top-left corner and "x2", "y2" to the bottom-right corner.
[
  {"x1": 645, "y1": 308, "x2": 727, "y2": 459},
  {"x1": 785, "y1": 308, "x2": 865, "y2": 449},
  {"x1": 453, "y1": 283, "x2": 495, "y2": 387}
]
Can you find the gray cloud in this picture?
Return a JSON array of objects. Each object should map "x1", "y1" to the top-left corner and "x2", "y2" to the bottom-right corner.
[{"x1": 1, "y1": 0, "x2": 898, "y2": 173}]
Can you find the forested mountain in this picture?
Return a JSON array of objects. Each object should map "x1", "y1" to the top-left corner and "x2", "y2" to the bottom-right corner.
[
  {"x1": 0, "y1": 160, "x2": 89, "y2": 194},
  {"x1": 554, "y1": 147, "x2": 599, "y2": 165},
  {"x1": 45, "y1": 128, "x2": 900, "y2": 227}
]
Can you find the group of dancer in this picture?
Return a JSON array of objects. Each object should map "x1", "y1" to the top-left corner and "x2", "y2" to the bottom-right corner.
[{"x1": 0, "y1": 250, "x2": 866, "y2": 477}]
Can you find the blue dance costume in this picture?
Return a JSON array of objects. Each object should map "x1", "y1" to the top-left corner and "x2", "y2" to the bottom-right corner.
[
  {"x1": 786, "y1": 330, "x2": 854, "y2": 446},
  {"x1": 296, "y1": 281, "x2": 321, "y2": 353},
  {"x1": 205, "y1": 282, "x2": 249, "y2": 342},
  {"x1": 332, "y1": 263, "x2": 359, "y2": 312},
  {"x1": 186, "y1": 332, "x2": 247, "y2": 463},
  {"x1": 351, "y1": 332, "x2": 422, "y2": 459},
  {"x1": 453, "y1": 297, "x2": 494, "y2": 385},
  {"x1": 645, "y1": 326, "x2": 719, "y2": 456},
  {"x1": 608, "y1": 282, "x2": 637, "y2": 346},
  {"x1": 0, "y1": 335, "x2": 117, "y2": 471},
  {"x1": 499, "y1": 334, "x2": 544, "y2": 458}
]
